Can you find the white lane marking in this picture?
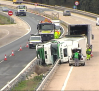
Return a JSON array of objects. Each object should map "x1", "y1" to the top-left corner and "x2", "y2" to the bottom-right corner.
[
  {"x1": 95, "y1": 26, "x2": 99, "y2": 30},
  {"x1": 37, "y1": 20, "x2": 40, "y2": 22},
  {"x1": 32, "y1": 17, "x2": 39, "y2": 22},
  {"x1": 0, "y1": 60, "x2": 4, "y2": 64},
  {"x1": 0, "y1": 17, "x2": 31, "y2": 48},
  {"x1": 53, "y1": 10, "x2": 96, "y2": 23},
  {"x1": 0, "y1": 29, "x2": 9, "y2": 40},
  {"x1": 61, "y1": 66, "x2": 73, "y2": 91},
  {"x1": 32, "y1": 17, "x2": 35, "y2": 19}
]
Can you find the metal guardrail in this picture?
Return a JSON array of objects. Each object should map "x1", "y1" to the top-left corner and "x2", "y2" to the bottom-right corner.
[
  {"x1": 36, "y1": 59, "x2": 60, "y2": 91},
  {"x1": 1, "y1": 57, "x2": 37, "y2": 91},
  {"x1": 23, "y1": 1, "x2": 99, "y2": 19}
]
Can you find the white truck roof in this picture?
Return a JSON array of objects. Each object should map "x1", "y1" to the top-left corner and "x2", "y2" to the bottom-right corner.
[{"x1": 51, "y1": 20, "x2": 60, "y2": 26}]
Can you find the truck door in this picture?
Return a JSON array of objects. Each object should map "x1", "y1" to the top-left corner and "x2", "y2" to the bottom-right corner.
[
  {"x1": 63, "y1": 48, "x2": 68, "y2": 62},
  {"x1": 60, "y1": 45, "x2": 68, "y2": 63}
]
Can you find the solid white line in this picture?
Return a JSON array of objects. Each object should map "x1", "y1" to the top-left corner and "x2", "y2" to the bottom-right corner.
[
  {"x1": 0, "y1": 29, "x2": 9, "y2": 40},
  {"x1": 61, "y1": 66, "x2": 73, "y2": 91},
  {"x1": 0, "y1": 17, "x2": 31, "y2": 48},
  {"x1": 0, "y1": 60, "x2": 4, "y2": 64}
]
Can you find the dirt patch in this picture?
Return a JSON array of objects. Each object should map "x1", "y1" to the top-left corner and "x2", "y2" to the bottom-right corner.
[
  {"x1": 34, "y1": 65, "x2": 50, "y2": 75},
  {"x1": 0, "y1": 30, "x2": 7, "y2": 38}
]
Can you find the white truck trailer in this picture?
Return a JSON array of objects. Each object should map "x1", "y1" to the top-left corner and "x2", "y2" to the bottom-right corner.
[
  {"x1": 51, "y1": 20, "x2": 61, "y2": 31},
  {"x1": 67, "y1": 24, "x2": 94, "y2": 50},
  {"x1": 53, "y1": 36, "x2": 87, "y2": 64}
]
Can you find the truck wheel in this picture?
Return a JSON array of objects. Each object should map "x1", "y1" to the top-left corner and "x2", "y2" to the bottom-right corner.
[
  {"x1": 69, "y1": 63, "x2": 71, "y2": 66},
  {"x1": 29, "y1": 46, "x2": 31, "y2": 49},
  {"x1": 15, "y1": 12, "x2": 18, "y2": 16},
  {"x1": 24, "y1": 14, "x2": 26, "y2": 16},
  {"x1": 58, "y1": 60, "x2": 61, "y2": 64},
  {"x1": 15, "y1": 12, "x2": 17, "y2": 16},
  {"x1": 82, "y1": 62, "x2": 85, "y2": 66}
]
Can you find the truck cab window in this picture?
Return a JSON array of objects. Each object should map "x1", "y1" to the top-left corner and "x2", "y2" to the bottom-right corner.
[{"x1": 64, "y1": 48, "x2": 67, "y2": 57}]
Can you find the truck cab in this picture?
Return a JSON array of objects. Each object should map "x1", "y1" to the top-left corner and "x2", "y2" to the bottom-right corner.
[
  {"x1": 37, "y1": 18, "x2": 56, "y2": 42},
  {"x1": 28, "y1": 34, "x2": 42, "y2": 49},
  {"x1": 36, "y1": 41, "x2": 59, "y2": 65},
  {"x1": 15, "y1": 5, "x2": 27, "y2": 16},
  {"x1": 59, "y1": 41, "x2": 72, "y2": 63}
]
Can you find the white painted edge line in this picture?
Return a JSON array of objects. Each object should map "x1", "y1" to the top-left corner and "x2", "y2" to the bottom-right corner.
[
  {"x1": 61, "y1": 66, "x2": 73, "y2": 91},
  {"x1": 60, "y1": 26, "x2": 65, "y2": 38},
  {"x1": 0, "y1": 60, "x2": 4, "y2": 64},
  {"x1": 1, "y1": 57, "x2": 37, "y2": 91},
  {"x1": 50, "y1": 9, "x2": 96, "y2": 24},
  {"x1": 0, "y1": 29, "x2": 9, "y2": 40},
  {"x1": 0, "y1": 16, "x2": 31, "y2": 48}
]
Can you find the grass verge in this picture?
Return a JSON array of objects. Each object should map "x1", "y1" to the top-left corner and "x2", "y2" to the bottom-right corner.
[
  {"x1": 0, "y1": 14, "x2": 14, "y2": 24},
  {"x1": 11, "y1": 74, "x2": 43, "y2": 91}
]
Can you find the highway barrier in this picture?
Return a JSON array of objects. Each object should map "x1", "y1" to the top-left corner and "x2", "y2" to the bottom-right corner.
[
  {"x1": 36, "y1": 59, "x2": 61, "y2": 91},
  {"x1": 0, "y1": 1, "x2": 98, "y2": 91}
]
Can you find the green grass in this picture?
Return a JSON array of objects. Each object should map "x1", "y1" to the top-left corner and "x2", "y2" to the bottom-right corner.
[
  {"x1": 11, "y1": 75, "x2": 43, "y2": 91},
  {"x1": 0, "y1": 14, "x2": 14, "y2": 25}
]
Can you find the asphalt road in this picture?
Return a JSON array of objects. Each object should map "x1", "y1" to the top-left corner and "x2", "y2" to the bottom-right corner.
[
  {"x1": 44, "y1": 11, "x2": 99, "y2": 90},
  {"x1": 0, "y1": 4, "x2": 46, "y2": 89},
  {"x1": 0, "y1": 2, "x2": 64, "y2": 89}
]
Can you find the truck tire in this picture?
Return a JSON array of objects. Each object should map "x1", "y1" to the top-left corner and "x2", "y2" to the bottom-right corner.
[
  {"x1": 29, "y1": 46, "x2": 31, "y2": 49},
  {"x1": 24, "y1": 13, "x2": 26, "y2": 16},
  {"x1": 58, "y1": 60, "x2": 61, "y2": 64},
  {"x1": 15, "y1": 12, "x2": 18, "y2": 16},
  {"x1": 82, "y1": 62, "x2": 85, "y2": 66},
  {"x1": 69, "y1": 63, "x2": 72, "y2": 66}
]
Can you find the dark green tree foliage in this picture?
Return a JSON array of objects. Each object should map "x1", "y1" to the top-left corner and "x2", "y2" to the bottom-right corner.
[
  {"x1": 76, "y1": 0, "x2": 99, "y2": 14},
  {"x1": 89, "y1": 0, "x2": 99, "y2": 14},
  {"x1": 29, "y1": 0, "x2": 99, "y2": 14}
]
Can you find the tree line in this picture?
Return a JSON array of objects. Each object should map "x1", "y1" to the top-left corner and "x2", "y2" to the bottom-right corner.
[{"x1": 25, "y1": 0, "x2": 99, "y2": 14}]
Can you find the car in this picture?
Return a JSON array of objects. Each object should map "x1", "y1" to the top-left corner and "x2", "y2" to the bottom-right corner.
[
  {"x1": 63, "y1": 10, "x2": 71, "y2": 16},
  {"x1": 28, "y1": 34, "x2": 42, "y2": 49},
  {"x1": 2, "y1": 7, "x2": 9, "y2": 12}
]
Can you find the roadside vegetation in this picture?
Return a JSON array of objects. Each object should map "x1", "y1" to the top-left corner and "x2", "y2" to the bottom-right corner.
[
  {"x1": 11, "y1": 74, "x2": 43, "y2": 91},
  {"x1": 25, "y1": 0, "x2": 99, "y2": 14},
  {"x1": 11, "y1": 65, "x2": 50, "y2": 90},
  {"x1": 0, "y1": 14, "x2": 14, "y2": 25}
]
